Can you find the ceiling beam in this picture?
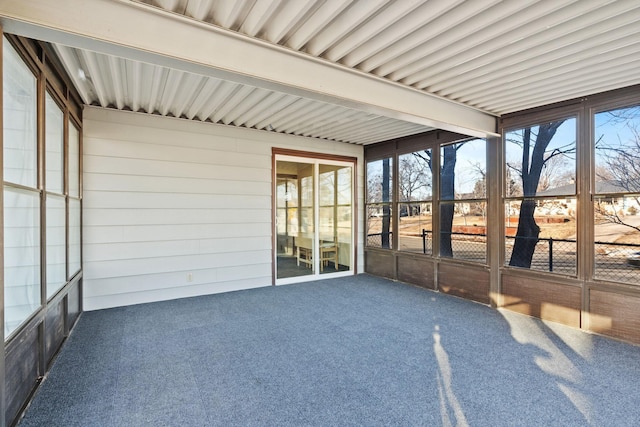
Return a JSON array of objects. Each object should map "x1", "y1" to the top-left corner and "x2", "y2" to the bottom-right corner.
[{"x1": 0, "y1": 0, "x2": 498, "y2": 138}]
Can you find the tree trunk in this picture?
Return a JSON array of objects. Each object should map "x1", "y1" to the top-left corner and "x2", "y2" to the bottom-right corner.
[
  {"x1": 508, "y1": 120, "x2": 564, "y2": 268},
  {"x1": 382, "y1": 158, "x2": 391, "y2": 248},
  {"x1": 509, "y1": 199, "x2": 540, "y2": 267},
  {"x1": 440, "y1": 145, "x2": 456, "y2": 257}
]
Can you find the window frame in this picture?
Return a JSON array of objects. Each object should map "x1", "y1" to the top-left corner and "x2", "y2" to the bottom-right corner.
[
  {"x1": 500, "y1": 109, "x2": 580, "y2": 276},
  {"x1": 2, "y1": 33, "x2": 84, "y2": 342}
]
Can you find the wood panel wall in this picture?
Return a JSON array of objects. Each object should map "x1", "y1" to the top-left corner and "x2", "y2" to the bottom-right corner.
[
  {"x1": 4, "y1": 281, "x2": 82, "y2": 426},
  {"x1": 364, "y1": 250, "x2": 395, "y2": 279},
  {"x1": 589, "y1": 288, "x2": 640, "y2": 344},
  {"x1": 397, "y1": 254, "x2": 435, "y2": 290},
  {"x1": 44, "y1": 300, "x2": 65, "y2": 365},
  {"x1": 501, "y1": 274, "x2": 581, "y2": 328},
  {"x1": 438, "y1": 262, "x2": 490, "y2": 304},
  {"x1": 4, "y1": 325, "x2": 39, "y2": 426}
]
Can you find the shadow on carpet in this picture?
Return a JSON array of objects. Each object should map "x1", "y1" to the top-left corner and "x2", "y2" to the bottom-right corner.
[{"x1": 18, "y1": 274, "x2": 640, "y2": 426}]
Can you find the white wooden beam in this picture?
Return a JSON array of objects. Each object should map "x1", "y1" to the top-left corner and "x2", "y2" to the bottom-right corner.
[{"x1": 0, "y1": 0, "x2": 498, "y2": 138}]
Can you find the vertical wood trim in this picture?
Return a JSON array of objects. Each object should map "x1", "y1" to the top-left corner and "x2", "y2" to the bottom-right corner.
[
  {"x1": 432, "y1": 140, "x2": 441, "y2": 289},
  {"x1": 0, "y1": 26, "x2": 7, "y2": 427},
  {"x1": 391, "y1": 149, "x2": 399, "y2": 251},
  {"x1": 77, "y1": 117, "x2": 83, "y2": 312},
  {"x1": 37, "y1": 59, "x2": 47, "y2": 379},
  {"x1": 353, "y1": 159, "x2": 358, "y2": 273},
  {"x1": 64, "y1": 111, "x2": 69, "y2": 284},
  {"x1": 487, "y1": 135, "x2": 502, "y2": 308},
  {"x1": 578, "y1": 103, "x2": 592, "y2": 329},
  {"x1": 271, "y1": 149, "x2": 276, "y2": 285}
]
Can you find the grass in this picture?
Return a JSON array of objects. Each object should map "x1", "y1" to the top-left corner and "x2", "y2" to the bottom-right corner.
[{"x1": 372, "y1": 215, "x2": 576, "y2": 239}]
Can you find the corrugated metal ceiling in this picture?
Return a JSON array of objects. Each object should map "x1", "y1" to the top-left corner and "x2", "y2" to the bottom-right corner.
[
  {"x1": 53, "y1": 44, "x2": 429, "y2": 145},
  {"x1": 52, "y1": 0, "x2": 640, "y2": 144}
]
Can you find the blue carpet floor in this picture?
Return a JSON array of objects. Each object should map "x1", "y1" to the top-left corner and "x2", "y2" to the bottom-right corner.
[{"x1": 17, "y1": 274, "x2": 640, "y2": 426}]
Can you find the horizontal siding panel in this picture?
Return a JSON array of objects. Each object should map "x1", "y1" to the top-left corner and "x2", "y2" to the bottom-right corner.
[
  {"x1": 84, "y1": 120, "x2": 240, "y2": 151},
  {"x1": 83, "y1": 267, "x2": 270, "y2": 299},
  {"x1": 234, "y1": 138, "x2": 275, "y2": 155},
  {"x1": 84, "y1": 223, "x2": 270, "y2": 244},
  {"x1": 84, "y1": 236, "x2": 272, "y2": 262},
  {"x1": 83, "y1": 154, "x2": 270, "y2": 182},
  {"x1": 216, "y1": 263, "x2": 273, "y2": 282},
  {"x1": 84, "y1": 250, "x2": 271, "y2": 279},
  {"x1": 82, "y1": 191, "x2": 270, "y2": 209},
  {"x1": 84, "y1": 240, "x2": 200, "y2": 262},
  {"x1": 84, "y1": 137, "x2": 269, "y2": 169},
  {"x1": 83, "y1": 208, "x2": 270, "y2": 226},
  {"x1": 84, "y1": 277, "x2": 271, "y2": 311},
  {"x1": 83, "y1": 173, "x2": 271, "y2": 195},
  {"x1": 84, "y1": 270, "x2": 221, "y2": 298}
]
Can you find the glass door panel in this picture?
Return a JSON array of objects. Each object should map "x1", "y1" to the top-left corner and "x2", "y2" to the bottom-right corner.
[
  {"x1": 319, "y1": 164, "x2": 352, "y2": 274},
  {"x1": 275, "y1": 157, "x2": 353, "y2": 281},
  {"x1": 276, "y1": 160, "x2": 315, "y2": 279}
]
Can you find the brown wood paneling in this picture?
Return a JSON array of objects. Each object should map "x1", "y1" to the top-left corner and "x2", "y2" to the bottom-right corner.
[
  {"x1": 5, "y1": 325, "x2": 40, "y2": 426},
  {"x1": 589, "y1": 289, "x2": 640, "y2": 345},
  {"x1": 438, "y1": 262, "x2": 490, "y2": 304},
  {"x1": 67, "y1": 278, "x2": 81, "y2": 329},
  {"x1": 44, "y1": 300, "x2": 65, "y2": 367},
  {"x1": 501, "y1": 274, "x2": 581, "y2": 328},
  {"x1": 365, "y1": 250, "x2": 395, "y2": 279},
  {"x1": 397, "y1": 254, "x2": 435, "y2": 290}
]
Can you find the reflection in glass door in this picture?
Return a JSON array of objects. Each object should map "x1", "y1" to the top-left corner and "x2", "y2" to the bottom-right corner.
[
  {"x1": 275, "y1": 157, "x2": 353, "y2": 282},
  {"x1": 319, "y1": 164, "x2": 352, "y2": 275}
]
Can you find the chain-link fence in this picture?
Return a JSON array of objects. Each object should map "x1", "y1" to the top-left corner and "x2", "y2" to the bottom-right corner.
[
  {"x1": 399, "y1": 229, "x2": 433, "y2": 255},
  {"x1": 505, "y1": 236, "x2": 576, "y2": 275},
  {"x1": 441, "y1": 231, "x2": 486, "y2": 263},
  {"x1": 369, "y1": 232, "x2": 640, "y2": 283},
  {"x1": 595, "y1": 241, "x2": 640, "y2": 283},
  {"x1": 367, "y1": 232, "x2": 392, "y2": 248},
  {"x1": 377, "y1": 230, "x2": 486, "y2": 263}
]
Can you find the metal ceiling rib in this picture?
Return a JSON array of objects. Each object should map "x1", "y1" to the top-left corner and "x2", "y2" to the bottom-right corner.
[
  {"x1": 41, "y1": 0, "x2": 640, "y2": 144},
  {"x1": 53, "y1": 44, "x2": 420, "y2": 144}
]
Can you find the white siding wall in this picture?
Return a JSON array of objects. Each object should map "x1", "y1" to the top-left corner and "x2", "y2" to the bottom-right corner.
[{"x1": 82, "y1": 107, "x2": 364, "y2": 310}]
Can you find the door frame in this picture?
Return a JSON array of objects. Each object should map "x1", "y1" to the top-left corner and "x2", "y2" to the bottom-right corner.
[{"x1": 272, "y1": 148, "x2": 358, "y2": 285}]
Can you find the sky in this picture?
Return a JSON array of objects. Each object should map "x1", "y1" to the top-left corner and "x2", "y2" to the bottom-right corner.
[{"x1": 367, "y1": 104, "x2": 640, "y2": 199}]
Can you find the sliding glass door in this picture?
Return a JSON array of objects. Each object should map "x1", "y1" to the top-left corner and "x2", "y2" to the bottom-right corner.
[{"x1": 275, "y1": 156, "x2": 353, "y2": 283}]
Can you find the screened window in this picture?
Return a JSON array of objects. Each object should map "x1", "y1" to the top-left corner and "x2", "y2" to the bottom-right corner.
[
  {"x1": 68, "y1": 121, "x2": 80, "y2": 197},
  {"x1": 593, "y1": 104, "x2": 640, "y2": 284},
  {"x1": 3, "y1": 35, "x2": 82, "y2": 339},
  {"x1": 68, "y1": 198, "x2": 82, "y2": 278},
  {"x1": 46, "y1": 195, "x2": 66, "y2": 298},
  {"x1": 3, "y1": 38, "x2": 37, "y2": 187},
  {"x1": 398, "y1": 150, "x2": 432, "y2": 254},
  {"x1": 3, "y1": 188, "x2": 41, "y2": 337},
  {"x1": 3, "y1": 38, "x2": 40, "y2": 337},
  {"x1": 504, "y1": 118, "x2": 577, "y2": 274},
  {"x1": 46, "y1": 92, "x2": 64, "y2": 194},
  {"x1": 366, "y1": 158, "x2": 393, "y2": 248},
  {"x1": 439, "y1": 139, "x2": 487, "y2": 263}
]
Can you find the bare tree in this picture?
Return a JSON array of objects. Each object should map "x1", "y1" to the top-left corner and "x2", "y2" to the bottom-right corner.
[
  {"x1": 595, "y1": 109, "x2": 640, "y2": 233},
  {"x1": 398, "y1": 154, "x2": 432, "y2": 206},
  {"x1": 440, "y1": 144, "x2": 462, "y2": 257},
  {"x1": 381, "y1": 158, "x2": 391, "y2": 248},
  {"x1": 507, "y1": 121, "x2": 573, "y2": 268},
  {"x1": 413, "y1": 143, "x2": 469, "y2": 256}
]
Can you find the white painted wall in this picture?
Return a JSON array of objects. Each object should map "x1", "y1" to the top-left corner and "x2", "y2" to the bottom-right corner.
[{"x1": 82, "y1": 107, "x2": 364, "y2": 310}]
